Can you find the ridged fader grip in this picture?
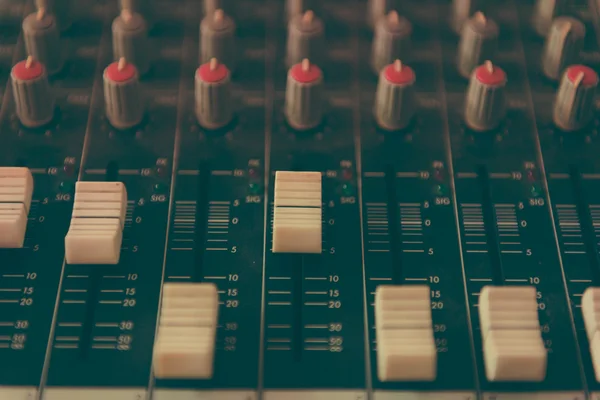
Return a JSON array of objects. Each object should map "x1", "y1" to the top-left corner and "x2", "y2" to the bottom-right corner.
[
  {"x1": 195, "y1": 59, "x2": 233, "y2": 129},
  {"x1": 103, "y1": 58, "x2": 144, "y2": 130},
  {"x1": 11, "y1": 57, "x2": 55, "y2": 128},
  {"x1": 285, "y1": 59, "x2": 323, "y2": 131},
  {"x1": 22, "y1": 8, "x2": 63, "y2": 76}
]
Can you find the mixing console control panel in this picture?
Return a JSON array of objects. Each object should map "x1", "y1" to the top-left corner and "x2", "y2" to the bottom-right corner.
[{"x1": 3, "y1": 0, "x2": 600, "y2": 399}]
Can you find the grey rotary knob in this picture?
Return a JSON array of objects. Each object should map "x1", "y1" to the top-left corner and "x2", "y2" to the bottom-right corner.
[
  {"x1": 373, "y1": 60, "x2": 416, "y2": 131},
  {"x1": 112, "y1": 9, "x2": 151, "y2": 76},
  {"x1": 286, "y1": 0, "x2": 318, "y2": 21},
  {"x1": 204, "y1": 0, "x2": 233, "y2": 16},
  {"x1": 371, "y1": 11, "x2": 412, "y2": 74},
  {"x1": 553, "y1": 65, "x2": 598, "y2": 132},
  {"x1": 541, "y1": 17, "x2": 585, "y2": 81},
  {"x1": 119, "y1": 0, "x2": 154, "y2": 27},
  {"x1": 23, "y1": 8, "x2": 63, "y2": 76},
  {"x1": 195, "y1": 58, "x2": 233, "y2": 129},
  {"x1": 200, "y1": 9, "x2": 236, "y2": 72},
  {"x1": 35, "y1": 0, "x2": 71, "y2": 31},
  {"x1": 103, "y1": 58, "x2": 144, "y2": 129},
  {"x1": 286, "y1": 11, "x2": 324, "y2": 68},
  {"x1": 285, "y1": 59, "x2": 323, "y2": 131},
  {"x1": 532, "y1": 0, "x2": 567, "y2": 37},
  {"x1": 11, "y1": 56, "x2": 55, "y2": 128},
  {"x1": 367, "y1": 0, "x2": 398, "y2": 29},
  {"x1": 464, "y1": 61, "x2": 507, "y2": 132},
  {"x1": 450, "y1": 0, "x2": 480, "y2": 34},
  {"x1": 457, "y1": 12, "x2": 498, "y2": 79}
]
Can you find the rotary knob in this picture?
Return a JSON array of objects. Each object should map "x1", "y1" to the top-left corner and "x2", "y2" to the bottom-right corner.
[
  {"x1": 112, "y1": 9, "x2": 151, "y2": 76},
  {"x1": 34, "y1": 0, "x2": 71, "y2": 31},
  {"x1": 371, "y1": 11, "x2": 412, "y2": 74},
  {"x1": 285, "y1": 59, "x2": 323, "y2": 131},
  {"x1": 286, "y1": 10, "x2": 324, "y2": 68},
  {"x1": 195, "y1": 58, "x2": 233, "y2": 129},
  {"x1": 22, "y1": 8, "x2": 63, "y2": 76},
  {"x1": 553, "y1": 65, "x2": 598, "y2": 132},
  {"x1": 119, "y1": 0, "x2": 154, "y2": 27},
  {"x1": 457, "y1": 12, "x2": 498, "y2": 79},
  {"x1": 541, "y1": 17, "x2": 585, "y2": 81},
  {"x1": 103, "y1": 58, "x2": 144, "y2": 129},
  {"x1": 286, "y1": 0, "x2": 318, "y2": 21},
  {"x1": 532, "y1": 0, "x2": 567, "y2": 37},
  {"x1": 464, "y1": 61, "x2": 507, "y2": 132},
  {"x1": 200, "y1": 9, "x2": 236, "y2": 72},
  {"x1": 204, "y1": 0, "x2": 233, "y2": 16},
  {"x1": 11, "y1": 56, "x2": 55, "y2": 128},
  {"x1": 367, "y1": 0, "x2": 398, "y2": 28},
  {"x1": 450, "y1": 0, "x2": 480, "y2": 34},
  {"x1": 373, "y1": 60, "x2": 416, "y2": 131}
]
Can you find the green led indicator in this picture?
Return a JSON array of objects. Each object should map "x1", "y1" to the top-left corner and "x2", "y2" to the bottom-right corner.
[
  {"x1": 248, "y1": 183, "x2": 261, "y2": 194},
  {"x1": 153, "y1": 183, "x2": 168, "y2": 194},
  {"x1": 59, "y1": 181, "x2": 73, "y2": 193},
  {"x1": 530, "y1": 184, "x2": 542, "y2": 197},
  {"x1": 342, "y1": 183, "x2": 354, "y2": 196}
]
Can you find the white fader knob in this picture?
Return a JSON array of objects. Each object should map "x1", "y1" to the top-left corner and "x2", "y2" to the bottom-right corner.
[
  {"x1": 64, "y1": 182, "x2": 128, "y2": 265},
  {"x1": 479, "y1": 286, "x2": 547, "y2": 382},
  {"x1": 0, "y1": 168, "x2": 34, "y2": 248},
  {"x1": 582, "y1": 288, "x2": 600, "y2": 382},
  {"x1": 375, "y1": 285, "x2": 437, "y2": 381},
  {"x1": 272, "y1": 171, "x2": 322, "y2": 254},
  {"x1": 153, "y1": 283, "x2": 219, "y2": 379}
]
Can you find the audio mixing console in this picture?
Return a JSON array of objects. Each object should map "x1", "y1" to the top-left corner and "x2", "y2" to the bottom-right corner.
[{"x1": 4, "y1": 0, "x2": 600, "y2": 399}]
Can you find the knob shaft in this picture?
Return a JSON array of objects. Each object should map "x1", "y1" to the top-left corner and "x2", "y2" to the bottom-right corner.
[
  {"x1": 113, "y1": 10, "x2": 151, "y2": 76},
  {"x1": 532, "y1": 0, "x2": 567, "y2": 37},
  {"x1": 119, "y1": 0, "x2": 154, "y2": 27},
  {"x1": 457, "y1": 12, "x2": 498, "y2": 79},
  {"x1": 450, "y1": 0, "x2": 480, "y2": 34},
  {"x1": 286, "y1": 11, "x2": 324, "y2": 68},
  {"x1": 34, "y1": 0, "x2": 71, "y2": 31},
  {"x1": 195, "y1": 59, "x2": 233, "y2": 129},
  {"x1": 103, "y1": 58, "x2": 144, "y2": 129},
  {"x1": 200, "y1": 9, "x2": 236, "y2": 72},
  {"x1": 464, "y1": 61, "x2": 507, "y2": 132},
  {"x1": 11, "y1": 57, "x2": 55, "y2": 128},
  {"x1": 23, "y1": 8, "x2": 63, "y2": 76},
  {"x1": 286, "y1": 0, "x2": 318, "y2": 21},
  {"x1": 204, "y1": 0, "x2": 233, "y2": 16},
  {"x1": 541, "y1": 17, "x2": 585, "y2": 81},
  {"x1": 553, "y1": 65, "x2": 598, "y2": 132},
  {"x1": 371, "y1": 11, "x2": 412, "y2": 74},
  {"x1": 374, "y1": 60, "x2": 416, "y2": 131},
  {"x1": 285, "y1": 59, "x2": 323, "y2": 131},
  {"x1": 367, "y1": 0, "x2": 398, "y2": 28}
]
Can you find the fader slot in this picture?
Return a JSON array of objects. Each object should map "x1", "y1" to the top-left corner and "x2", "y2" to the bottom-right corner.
[
  {"x1": 79, "y1": 163, "x2": 120, "y2": 359},
  {"x1": 384, "y1": 165, "x2": 403, "y2": 284},
  {"x1": 477, "y1": 165, "x2": 505, "y2": 285},
  {"x1": 569, "y1": 165, "x2": 600, "y2": 284},
  {"x1": 292, "y1": 254, "x2": 304, "y2": 361},
  {"x1": 192, "y1": 163, "x2": 211, "y2": 282}
]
